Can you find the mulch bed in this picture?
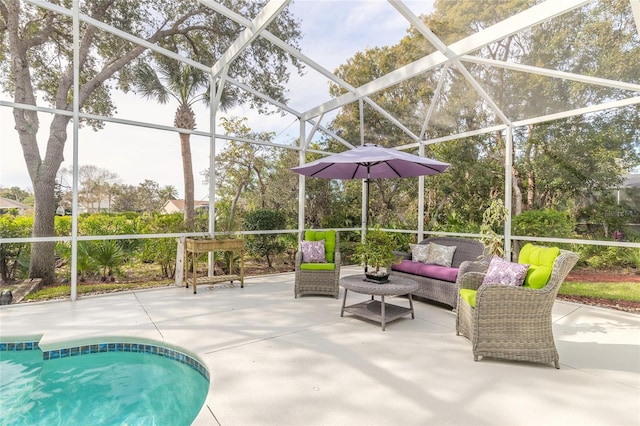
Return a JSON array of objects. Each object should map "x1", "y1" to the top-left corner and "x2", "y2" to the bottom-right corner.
[{"x1": 566, "y1": 268, "x2": 640, "y2": 283}]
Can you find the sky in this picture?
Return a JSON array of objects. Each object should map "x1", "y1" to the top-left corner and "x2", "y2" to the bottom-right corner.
[{"x1": 0, "y1": 0, "x2": 435, "y2": 201}]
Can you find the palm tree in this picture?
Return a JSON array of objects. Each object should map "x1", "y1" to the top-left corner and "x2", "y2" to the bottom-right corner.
[
  {"x1": 159, "y1": 185, "x2": 179, "y2": 203},
  {"x1": 133, "y1": 57, "x2": 236, "y2": 227}
]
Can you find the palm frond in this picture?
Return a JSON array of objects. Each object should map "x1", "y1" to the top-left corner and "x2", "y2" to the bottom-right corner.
[{"x1": 133, "y1": 62, "x2": 170, "y2": 104}]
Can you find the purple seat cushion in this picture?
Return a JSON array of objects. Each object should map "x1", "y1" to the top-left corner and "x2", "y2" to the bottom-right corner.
[{"x1": 392, "y1": 260, "x2": 459, "y2": 282}]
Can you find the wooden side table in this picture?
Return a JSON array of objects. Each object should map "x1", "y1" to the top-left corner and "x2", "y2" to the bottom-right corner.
[{"x1": 184, "y1": 238, "x2": 244, "y2": 294}]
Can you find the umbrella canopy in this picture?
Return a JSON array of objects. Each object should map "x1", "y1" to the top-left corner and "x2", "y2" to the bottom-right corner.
[
  {"x1": 291, "y1": 143, "x2": 450, "y2": 231},
  {"x1": 291, "y1": 143, "x2": 449, "y2": 179}
]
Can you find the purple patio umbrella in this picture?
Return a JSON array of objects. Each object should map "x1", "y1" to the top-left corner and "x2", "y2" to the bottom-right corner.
[{"x1": 291, "y1": 143, "x2": 450, "y2": 228}]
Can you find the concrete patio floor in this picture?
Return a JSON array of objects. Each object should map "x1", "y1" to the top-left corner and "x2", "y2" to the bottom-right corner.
[{"x1": 1, "y1": 265, "x2": 639, "y2": 426}]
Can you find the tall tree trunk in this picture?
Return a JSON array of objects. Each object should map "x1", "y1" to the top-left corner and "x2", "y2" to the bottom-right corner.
[
  {"x1": 228, "y1": 181, "x2": 246, "y2": 231},
  {"x1": 512, "y1": 168, "x2": 523, "y2": 215},
  {"x1": 524, "y1": 125, "x2": 536, "y2": 210},
  {"x1": 9, "y1": 0, "x2": 67, "y2": 283},
  {"x1": 179, "y1": 133, "x2": 195, "y2": 229},
  {"x1": 253, "y1": 166, "x2": 267, "y2": 209},
  {"x1": 28, "y1": 115, "x2": 69, "y2": 283}
]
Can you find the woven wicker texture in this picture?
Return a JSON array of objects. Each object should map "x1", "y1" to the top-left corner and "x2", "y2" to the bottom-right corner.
[
  {"x1": 294, "y1": 231, "x2": 340, "y2": 298},
  {"x1": 340, "y1": 274, "x2": 419, "y2": 296},
  {"x1": 392, "y1": 237, "x2": 487, "y2": 309},
  {"x1": 455, "y1": 249, "x2": 579, "y2": 368}
]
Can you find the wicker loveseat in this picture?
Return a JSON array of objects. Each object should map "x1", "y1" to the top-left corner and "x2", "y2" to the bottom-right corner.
[{"x1": 391, "y1": 237, "x2": 487, "y2": 309}]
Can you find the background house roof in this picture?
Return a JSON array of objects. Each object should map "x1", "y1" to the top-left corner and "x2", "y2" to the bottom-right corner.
[{"x1": 0, "y1": 197, "x2": 32, "y2": 212}]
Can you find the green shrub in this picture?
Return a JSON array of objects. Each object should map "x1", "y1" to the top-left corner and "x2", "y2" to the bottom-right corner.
[
  {"x1": 76, "y1": 242, "x2": 98, "y2": 281},
  {"x1": 0, "y1": 215, "x2": 32, "y2": 281},
  {"x1": 55, "y1": 215, "x2": 72, "y2": 236},
  {"x1": 243, "y1": 209, "x2": 286, "y2": 269},
  {"x1": 90, "y1": 240, "x2": 124, "y2": 280},
  {"x1": 139, "y1": 213, "x2": 185, "y2": 277},
  {"x1": 513, "y1": 209, "x2": 575, "y2": 238},
  {"x1": 625, "y1": 248, "x2": 640, "y2": 269},
  {"x1": 578, "y1": 244, "x2": 633, "y2": 269}
]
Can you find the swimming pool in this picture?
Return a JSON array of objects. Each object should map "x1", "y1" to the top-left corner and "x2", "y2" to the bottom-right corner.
[{"x1": 0, "y1": 338, "x2": 209, "y2": 425}]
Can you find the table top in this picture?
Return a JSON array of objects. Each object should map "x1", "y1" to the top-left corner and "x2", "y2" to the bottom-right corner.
[{"x1": 340, "y1": 274, "x2": 419, "y2": 296}]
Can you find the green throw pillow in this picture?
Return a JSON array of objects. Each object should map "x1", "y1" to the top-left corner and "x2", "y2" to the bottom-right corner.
[
  {"x1": 300, "y1": 262, "x2": 335, "y2": 271},
  {"x1": 459, "y1": 288, "x2": 477, "y2": 308},
  {"x1": 518, "y1": 243, "x2": 560, "y2": 289},
  {"x1": 304, "y1": 230, "x2": 336, "y2": 263}
]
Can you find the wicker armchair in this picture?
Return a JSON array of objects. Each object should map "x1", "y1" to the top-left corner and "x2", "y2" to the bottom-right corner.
[
  {"x1": 294, "y1": 230, "x2": 340, "y2": 298},
  {"x1": 456, "y1": 248, "x2": 579, "y2": 368}
]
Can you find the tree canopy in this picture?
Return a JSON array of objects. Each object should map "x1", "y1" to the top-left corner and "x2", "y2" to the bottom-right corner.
[{"x1": 0, "y1": 0, "x2": 302, "y2": 283}]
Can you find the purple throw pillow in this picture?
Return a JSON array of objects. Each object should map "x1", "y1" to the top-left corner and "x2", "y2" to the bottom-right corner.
[
  {"x1": 301, "y1": 240, "x2": 326, "y2": 263},
  {"x1": 482, "y1": 255, "x2": 530, "y2": 286}
]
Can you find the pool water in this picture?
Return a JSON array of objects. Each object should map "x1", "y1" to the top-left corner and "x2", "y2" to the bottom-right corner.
[{"x1": 0, "y1": 348, "x2": 209, "y2": 425}]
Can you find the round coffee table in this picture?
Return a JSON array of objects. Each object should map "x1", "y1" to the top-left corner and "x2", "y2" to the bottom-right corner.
[{"x1": 340, "y1": 274, "x2": 419, "y2": 331}]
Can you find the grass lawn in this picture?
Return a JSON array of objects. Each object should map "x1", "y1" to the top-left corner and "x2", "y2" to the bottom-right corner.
[{"x1": 559, "y1": 281, "x2": 640, "y2": 302}]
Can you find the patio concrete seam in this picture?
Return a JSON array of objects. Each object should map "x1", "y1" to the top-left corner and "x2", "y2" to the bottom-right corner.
[
  {"x1": 553, "y1": 302, "x2": 583, "y2": 322},
  {"x1": 133, "y1": 292, "x2": 164, "y2": 339},
  {"x1": 201, "y1": 404, "x2": 221, "y2": 426}
]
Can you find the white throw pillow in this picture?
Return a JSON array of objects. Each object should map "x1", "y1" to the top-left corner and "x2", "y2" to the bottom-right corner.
[
  {"x1": 426, "y1": 242, "x2": 456, "y2": 267},
  {"x1": 409, "y1": 243, "x2": 430, "y2": 263}
]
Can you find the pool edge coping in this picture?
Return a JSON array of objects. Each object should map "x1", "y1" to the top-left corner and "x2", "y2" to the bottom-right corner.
[{"x1": 0, "y1": 334, "x2": 210, "y2": 381}]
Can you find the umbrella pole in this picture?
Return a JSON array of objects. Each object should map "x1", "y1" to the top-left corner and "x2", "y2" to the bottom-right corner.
[
  {"x1": 364, "y1": 171, "x2": 370, "y2": 273},
  {"x1": 365, "y1": 177, "x2": 370, "y2": 233}
]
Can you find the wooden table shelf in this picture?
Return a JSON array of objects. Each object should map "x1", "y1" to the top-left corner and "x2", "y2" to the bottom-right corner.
[{"x1": 184, "y1": 238, "x2": 244, "y2": 294}]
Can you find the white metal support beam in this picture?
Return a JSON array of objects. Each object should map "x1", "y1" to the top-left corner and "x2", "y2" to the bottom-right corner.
[
  {"x1": 197, "y1": 0, "x2": 248, "y2": 25},
  {"x1": 359, "y1": 99, "x2": 365, "y2": 146},
  {"x1": 225, "y1": 76, "x2": 300, "y2": 117},
  {"x1": 304, "y1": 113, "x2": 324, "y2": 150},
  {"x1": 210, "y1": 0, "x2": 290, "y2": 78},
  {"x1": 208, "y1": 75, "x2": 217, "y2": 276},
  {"x1": 302, "y1": 0, "x2": 591, "y2": 121},
  {"x1": 504, "y1": 126, "x2": 513, "y2": 258},
  {"x1": 364, "y1": 98, "x2": 420, "y2": 142},
  {"x1": 200, "y1": 0, "x2": 421, "y2": 144},
  {"x1": 30, "y1": 0, "x2": 364, "y2": 149},
  {"x1": 390, "y1": 0, "x2": 510, "y2": 125},
  {"x1": 212, "y1": 67, "x2": 230, "y2": 114},
  {"x1": 298, "y1": 120, "x2": 306, "y2": 233},
  {"x1": 420, "y1": 64, "x2": 450, "y2": 140},
  {"x1": 631, "y1": 0, "x2": 640, "y2": 36},
  {"x1": 359, "y1": 98, "x2": 367, "y2": 237},
  {"x1": 70, "y1": 0, "x2": 80, "y2": 301},
  {"x1": 513, "y1": 96, "x2": 640, "y2": 127},
  {"x1": 418, "y1": 143, "x2": 425, "y2": 242},
  {"x1": 198, "y1": 0, "x2": 361, "y2": 106},
  {"x1": 462, "y1": 56, "x2": 640, "y2": 93}
]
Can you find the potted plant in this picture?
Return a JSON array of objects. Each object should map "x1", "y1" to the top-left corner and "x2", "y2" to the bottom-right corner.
[{"x1": 354, "y1": 228, "x2": 398, "y2": 283}]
